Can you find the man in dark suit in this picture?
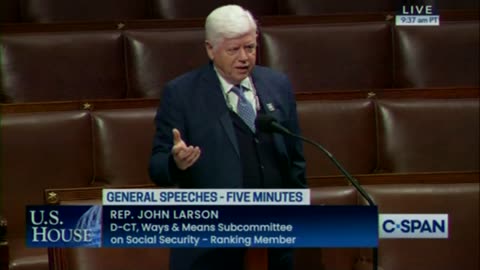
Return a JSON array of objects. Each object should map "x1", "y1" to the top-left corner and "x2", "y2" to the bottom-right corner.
[{"x1": 149, "y1": 4, "x2": 306, "y2": 270}]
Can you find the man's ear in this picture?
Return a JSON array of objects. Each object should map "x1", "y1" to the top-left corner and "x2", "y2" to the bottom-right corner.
[{"x1": 205, "y1": 41, "x2": 214, "y2": 60}]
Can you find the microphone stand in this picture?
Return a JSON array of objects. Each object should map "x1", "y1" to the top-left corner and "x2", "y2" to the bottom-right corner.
[{"x1": 275, "y1": 124, "x2": 379, "y2": 270}]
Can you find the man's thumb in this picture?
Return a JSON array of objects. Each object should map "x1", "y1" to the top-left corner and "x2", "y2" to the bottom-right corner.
[{"x1": 172, "y1": 128, "x2": 182, "y2": 144}]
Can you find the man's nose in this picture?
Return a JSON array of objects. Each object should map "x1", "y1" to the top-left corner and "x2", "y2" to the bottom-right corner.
[{"x1": 237, "y1": 47, "x2": 249, "y2": 60}]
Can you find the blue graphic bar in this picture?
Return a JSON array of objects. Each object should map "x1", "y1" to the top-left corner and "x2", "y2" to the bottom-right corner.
[{"x1": 26, "y1": 205, "x2": 378, "y2": 248}]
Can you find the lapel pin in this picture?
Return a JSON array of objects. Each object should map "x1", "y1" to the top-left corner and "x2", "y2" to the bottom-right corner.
[{"x1": 266, "y1": 103, "x2": 275, "y2": 112}]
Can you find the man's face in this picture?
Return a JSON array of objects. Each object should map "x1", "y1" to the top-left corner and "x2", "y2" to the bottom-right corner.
[{"x1": 206, "y1": 32, "x2": 257, "y2": 85}]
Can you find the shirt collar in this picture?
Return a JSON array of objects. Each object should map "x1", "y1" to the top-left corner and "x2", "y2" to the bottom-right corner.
[{"x1": 213, "y1": 66, "x2": 252, "y2": 95}]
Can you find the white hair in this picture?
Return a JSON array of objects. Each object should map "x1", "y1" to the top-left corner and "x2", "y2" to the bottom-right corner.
[{"x1": 205, "y1": 5, "x2": 257, "y2": 49}]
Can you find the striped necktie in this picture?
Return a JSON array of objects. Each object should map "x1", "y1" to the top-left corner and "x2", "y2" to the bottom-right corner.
[{"x1": 230, "y1": 85, "x2": 256, "y2": 132}]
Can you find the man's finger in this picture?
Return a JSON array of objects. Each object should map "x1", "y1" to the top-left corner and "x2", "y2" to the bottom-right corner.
[
  {"x1": 176, "y1": 147, "x2": 193, "y2": 160},
  {"x1": 184, "y1": 148, "x2": 201, "y2": 167}
]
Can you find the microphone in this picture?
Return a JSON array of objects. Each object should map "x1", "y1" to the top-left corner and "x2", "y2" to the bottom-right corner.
[
  {"x1": 255, "y1": 114, "x2": 375, "y2": 206},
  {"x1": 256, "y1": 114, "x2": 379, "y2": 270}
]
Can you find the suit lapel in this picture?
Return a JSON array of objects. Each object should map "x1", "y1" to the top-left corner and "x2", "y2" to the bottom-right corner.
[
  {"x1": 251, "y1": 68, "x2": 289, "y2": 159},
  {"x1": 198, "y1": 65, "x2": 240, "y2": 158},
  {"x1": 251, "y1": 69, "x2": 271, "y2": 115}
]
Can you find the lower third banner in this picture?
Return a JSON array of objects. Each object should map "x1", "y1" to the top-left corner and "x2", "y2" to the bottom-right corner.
[{"x1": 26, "y1": 205, "x2": 378, "y2": 248}]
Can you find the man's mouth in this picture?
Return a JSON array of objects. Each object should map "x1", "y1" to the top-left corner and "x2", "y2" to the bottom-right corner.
[{"x1": 236, "y1": 66, "x2": 249, "y2": 71}]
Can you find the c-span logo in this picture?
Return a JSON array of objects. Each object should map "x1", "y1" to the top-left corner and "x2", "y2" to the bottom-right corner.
[{"x1": 379, "y1": 214, "x2": 448, "y2": 238}]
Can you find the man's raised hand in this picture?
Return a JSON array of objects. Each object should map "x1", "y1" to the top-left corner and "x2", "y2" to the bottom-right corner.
[{"x1": 171, "y1": 128, "x2": 201, "y2": 170}]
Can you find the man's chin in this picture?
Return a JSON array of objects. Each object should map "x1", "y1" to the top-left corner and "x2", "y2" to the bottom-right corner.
[{"x1": 234, "y1": 72, "x2": 249, "y2": 81}]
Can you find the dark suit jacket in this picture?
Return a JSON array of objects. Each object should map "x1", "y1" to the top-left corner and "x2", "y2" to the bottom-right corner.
[
  {"x1": 149, "y1": 63, "x2": 306, "y2": 189},
  {"x1": 148, "y1": 63, "x2": 305, "y2": 270}
]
